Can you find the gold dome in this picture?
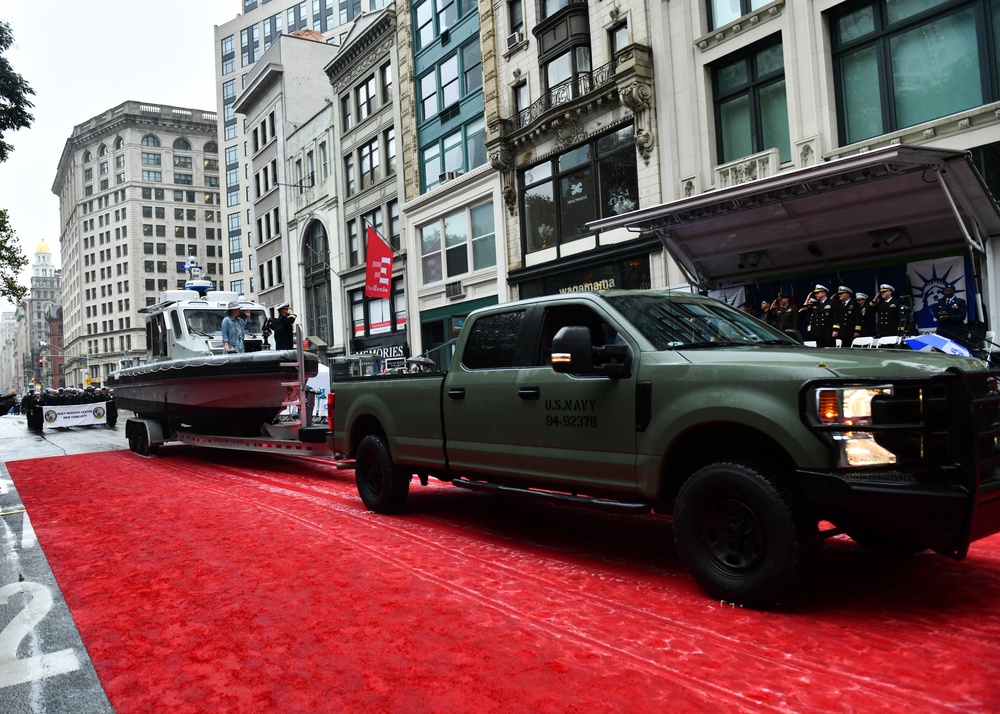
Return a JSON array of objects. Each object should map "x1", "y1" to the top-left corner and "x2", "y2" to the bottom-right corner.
[{"x1": 37, "y1": 241, "x2": 50, "y2": 253}]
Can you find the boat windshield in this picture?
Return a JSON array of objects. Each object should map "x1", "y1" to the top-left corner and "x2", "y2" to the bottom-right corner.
[
  {"x1": 183, "y1": 308, "x2": 269, "y2": 337},
  {"x1": 605, "y1": 293, "x2": 799, "y2": 350}
]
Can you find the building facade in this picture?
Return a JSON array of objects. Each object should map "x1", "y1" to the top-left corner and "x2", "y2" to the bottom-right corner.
[
  {"x1": 484, "y1": 0, "x2": 667, "y2": 300},
  {"x1": 233, "y1": 30, "x2": 340, "y2": 347},
  {"x1": 327, "y1": 7, "x2": 410, "y2": 367},
  {"x1": 51, "y1": 101, "x2": 219, "y2": 388},
  {"x1": 397, "y1": 0, "x2": 505, "y2": 362}
]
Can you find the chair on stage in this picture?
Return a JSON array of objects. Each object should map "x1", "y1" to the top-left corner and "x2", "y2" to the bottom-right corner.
[
  {"x1": 877, "y1": 335, "x2": 903, "y2": 348},
  {"x1": 851, "y1": 336, "x2": 874, "y2": 348}
]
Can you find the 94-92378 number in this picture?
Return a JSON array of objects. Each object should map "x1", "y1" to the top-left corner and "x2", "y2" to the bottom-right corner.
[{"x1": 545, "y1": 415, "x2": 597, "y2": 428}]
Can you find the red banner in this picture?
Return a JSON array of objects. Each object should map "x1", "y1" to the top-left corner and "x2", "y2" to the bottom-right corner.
[{"x1": 364, "y1": 226, "x2": 393, "y2": 298}]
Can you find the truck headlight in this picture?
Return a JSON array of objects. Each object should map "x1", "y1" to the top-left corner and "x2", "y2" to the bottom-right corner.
[
  {"x1": 815, "y1": 386, "x2": 891, "y2": 426},
  {"x1": 812, "y1": 386, "x2": 896, "y2": 466},
  {"x1": 832, "y1": 432, "x2": 897, "y2": 467}
]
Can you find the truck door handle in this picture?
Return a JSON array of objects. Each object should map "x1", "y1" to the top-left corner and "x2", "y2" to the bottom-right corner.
[
  {"x1": 448, "y1": 387, "x2": 465, "y2": 400},
  {"x1": 518, "y1": 387, "x2": 540, "y2": 400}
]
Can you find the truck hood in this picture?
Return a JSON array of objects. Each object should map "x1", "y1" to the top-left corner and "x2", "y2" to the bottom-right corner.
[{"x1": 671, "y1": 345, "x2": 984, "y2": 379}]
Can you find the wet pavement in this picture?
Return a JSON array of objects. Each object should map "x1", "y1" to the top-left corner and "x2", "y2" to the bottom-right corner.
[{"x1": 1, "y1": 413, "x2": 120, "y2": 712}]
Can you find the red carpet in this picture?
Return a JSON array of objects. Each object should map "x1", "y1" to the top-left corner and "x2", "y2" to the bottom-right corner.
[{"x1": 8, "y1": 447, "x2": 1000, "y2": 712}]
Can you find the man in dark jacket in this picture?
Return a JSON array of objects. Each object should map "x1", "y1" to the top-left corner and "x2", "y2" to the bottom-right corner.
[
  {"x1": 935, "y1": 284, "x2": 967, "y2": 338},
  {"x1": 799, "y1": 284, "x2": 836, "y2": 347},
  {"x1": 831, "y1": 286, "x2": 861, "y2": 347},
  {"x1": 271, "y1": 301, "x2": 297, "y2": 350},
  {"x1": 873, "y1": 283, "x2": 902, "y2": 338}
]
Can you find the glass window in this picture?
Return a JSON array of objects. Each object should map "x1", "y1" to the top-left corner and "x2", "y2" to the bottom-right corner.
[
  {"x1": 443, "y1": 210, "x2": 468, "y2": 276},
  {"x1": 356, "y1": 75, "x2": 377, "y2": 121},
  {"x1": 360, "y1": 137, "x2": 381, "y2": 189},
  {"x1": 420, "y1": 72, "x2": 438, "y2": 121},
  {"x1": 422, "y1": 143, "x2": 441, "y2": 190},
  {"x1": 381, "y1": 63, "x2": 393, "y2": 103},
  {"x1": 610, "y1": 22, "x2": 629, "y2": 55},
  {"x1": 470, "y1": 201, "x2": 496, "y2": 270},
  {"x1": 509, "y1": 0, "x2": 523, "y2": 34},
  {"x1": 420, "y1": 221, "x2": 442, "y2": 283},
  {"x1": 520, "y1": 125, "x2": 637, "y2": 253},
  {"x1": 385, "y1": 128, "x2": 397, "y2": 175},
  {"x1": 415, "y1": 0, "x2": 434, "y2": 50},
  {"x1": 341, "y1": 94, "x2": 354, "y2": 131},
  {"x1": 830, "y1": 0, "x2": 998, "y2": 145},
  {"x1": 709, "y1": 0, "x2": 771, "y2": 31},
  {"x1": 462, "y1": 311, "x2": 524, "y2": 370},
  {"x1": 463, "y1": 40, "x2": 482, "y2": 94},
  {"x1": 714, "y1": 36, "x2": 790, "y2": 163},
  {"x1": 344, "y1": 154, "x2": 356, "y2": 196}
]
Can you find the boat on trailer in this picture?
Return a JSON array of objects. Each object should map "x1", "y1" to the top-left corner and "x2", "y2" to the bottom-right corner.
[{"x1": 108, "y1": 276, "x2": 318, "y2": 436}]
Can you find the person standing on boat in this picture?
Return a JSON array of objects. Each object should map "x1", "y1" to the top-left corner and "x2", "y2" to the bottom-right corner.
[
  {"x1": 270, "y1": 301, "x2": 296, "y2": 350},
  {"x1": 222, "y1": 301, "x2": 250, "y2": 353}
]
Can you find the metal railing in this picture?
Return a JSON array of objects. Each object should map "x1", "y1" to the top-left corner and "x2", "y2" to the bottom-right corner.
[{"x1": 509, "y1": 58, "x2": 621, "y2": 132}]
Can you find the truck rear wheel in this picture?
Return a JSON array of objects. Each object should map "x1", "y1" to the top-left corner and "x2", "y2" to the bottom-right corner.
[
  {"x1": 673, "y1": 461, "x2": 809, "y2": 608},
  {"x1": 355, "y1": 434, "x2": 410, "y2": 514}
]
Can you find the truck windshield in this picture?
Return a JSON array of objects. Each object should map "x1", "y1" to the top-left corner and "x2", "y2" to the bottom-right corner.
[{"x1": 606, "y1": 293, "x2": 798, "y2": 350}]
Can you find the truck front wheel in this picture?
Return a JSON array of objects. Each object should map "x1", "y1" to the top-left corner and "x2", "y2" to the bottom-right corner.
[
  {"x1": 355, "y1": 434, "x2": 410, "y2": 514},
  {"x1": 673, "y1": 461, "x2": 809, "y2": 608}
]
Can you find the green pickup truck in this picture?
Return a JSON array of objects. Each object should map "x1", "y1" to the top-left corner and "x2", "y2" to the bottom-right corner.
[{"x1": 330, "y1": 290, "x2": 1000, "y2": 606}]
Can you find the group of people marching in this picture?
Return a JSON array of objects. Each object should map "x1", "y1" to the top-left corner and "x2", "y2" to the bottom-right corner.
[
  {"x1": 20, "y1": 386, "x2": 117, "y2": 433},
  {"x1": 754, "y1": 282, "x2": 967, "y2": 348}
]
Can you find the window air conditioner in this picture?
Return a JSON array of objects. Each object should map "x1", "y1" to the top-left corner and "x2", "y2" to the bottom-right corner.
[
  {"x1": 439, "y1": 171, "x2": 457, "y2": 182},
  {"x1": 507, "y1": 31, "x2": 524, "y2": 49},
  {"x1": 445, "y1": 281, "x2": 465, "y2": 298}
]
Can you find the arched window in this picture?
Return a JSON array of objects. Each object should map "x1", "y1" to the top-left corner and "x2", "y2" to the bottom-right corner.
[
  {"x1": 83, "y1": 150, "x2": 93, "y2": 162},
  {"x1": 99, "y1": 144, "x2": 108, "y2": 156},
  {"x1": 173, "y1": 138, "x2": 192, "y2": 151},
  {"x1": 303, "y1": 220, "x2": 333, "y2": 346},
  {"x1": 204, "y1": 141, "x2": 218, "y2": 154},
  {"x1": 141, "y1": 134, "x2": 161, "y2": 147},
  {"x1": 114, "y1": 137, "x2": 124, "y2": 150}
]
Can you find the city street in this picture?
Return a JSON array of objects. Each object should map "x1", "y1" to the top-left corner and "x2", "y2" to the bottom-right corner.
[{"x1": 2, "y1": 412, "x2": 1000, "y2": 712}]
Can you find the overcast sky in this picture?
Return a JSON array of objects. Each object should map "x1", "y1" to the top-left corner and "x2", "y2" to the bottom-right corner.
[{"x1": 0, "y1": 0, "x2": 240, "y2": 312}]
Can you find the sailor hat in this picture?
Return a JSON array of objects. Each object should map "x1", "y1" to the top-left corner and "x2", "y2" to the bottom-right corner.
[
  {"x1": 813, "y1": 284, "x2": 829, "y2": 293},
  {"x1": 837, "y1": 286, "x2": 852, "y2": 295},
  {"x1": 276, "y1": 301, "x2": 290, "y2": 310},
  {"x1": 879, "y1": 283, "x2": 895, "y2": 292},
  {"x1": 856, "y1": 292, "x2": 869, "y2": 300}
]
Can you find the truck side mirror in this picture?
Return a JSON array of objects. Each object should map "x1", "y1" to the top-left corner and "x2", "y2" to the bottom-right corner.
[{"x1": 551, "y1": 326, "x2": 594, "y2": 374}]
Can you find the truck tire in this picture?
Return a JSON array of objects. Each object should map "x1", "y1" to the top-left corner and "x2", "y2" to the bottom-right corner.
[
  {"x1": 355, "y1": 434, "x2": 410, "y2": 514},
  {"x1": 673, "y1": 461, "x2": 809, "y2": 608}
]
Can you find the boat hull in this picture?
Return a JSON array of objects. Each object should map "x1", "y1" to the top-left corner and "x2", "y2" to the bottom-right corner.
[{"x1": 108, "y1": 350, "x2": 319, "y2": 431}]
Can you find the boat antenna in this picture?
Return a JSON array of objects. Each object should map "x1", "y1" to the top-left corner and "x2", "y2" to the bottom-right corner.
[{"x1": 182, "y1": 262, "x2": 212, "y2": 298}]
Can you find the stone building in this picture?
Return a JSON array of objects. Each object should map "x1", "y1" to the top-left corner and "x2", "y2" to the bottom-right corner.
[{"x1": 51, "y1": 101, "x2": 219, "y2": 387}]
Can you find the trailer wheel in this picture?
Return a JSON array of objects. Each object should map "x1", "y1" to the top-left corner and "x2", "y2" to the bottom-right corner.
[
  {"x1": 355, "y1": 434, "x2": 409, "y2": 514},
  {"x1": 128, "y1": 422, "x2": 158, "y2": 457},
  {"x1": 673, "y1": 461, "x2": 809, "y2": 608}
]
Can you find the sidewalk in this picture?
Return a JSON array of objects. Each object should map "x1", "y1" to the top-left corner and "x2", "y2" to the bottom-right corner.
[
  {"x1": 1, "y1": 412, "x2": 117, "y2": 711},
  {"x1": 0, "y1": 411, "x2": 128, "y2": 462}
]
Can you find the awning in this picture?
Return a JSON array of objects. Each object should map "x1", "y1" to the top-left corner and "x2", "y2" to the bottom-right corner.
[{"x1": 589, "y1": 145, "x2": 1000, "y2": 289}]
